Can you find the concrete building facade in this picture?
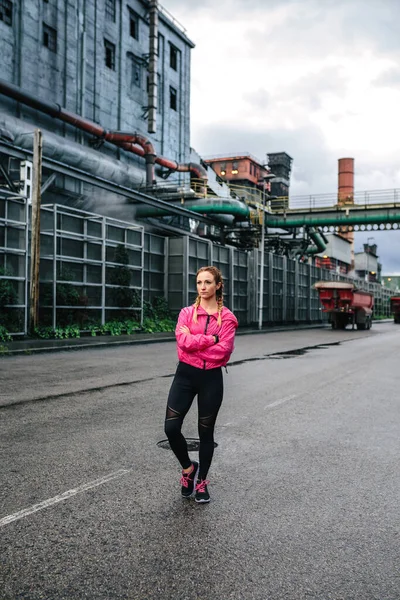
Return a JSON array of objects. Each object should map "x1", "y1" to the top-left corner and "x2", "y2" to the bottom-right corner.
[{"x1": 0, "y1": 0, "x2": 193, "y2": 168}]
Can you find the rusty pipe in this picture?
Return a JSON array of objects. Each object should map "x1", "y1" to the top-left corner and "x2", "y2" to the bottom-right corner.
[{"x1": 0, "y1": 79, "x2": 208, "y2": 187}]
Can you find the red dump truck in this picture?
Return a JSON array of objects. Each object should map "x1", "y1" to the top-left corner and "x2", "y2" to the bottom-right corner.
[
  {"x1": 314, "y1": 281, "x2": 374, "y2": 330},
  {"x1": 390, "y1": 296, "x2": 400, "y2": 324}
]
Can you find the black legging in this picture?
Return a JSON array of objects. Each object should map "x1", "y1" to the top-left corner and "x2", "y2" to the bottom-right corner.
[{"x1": 164, "y1": 361, "x2": 224, "y2": 480}]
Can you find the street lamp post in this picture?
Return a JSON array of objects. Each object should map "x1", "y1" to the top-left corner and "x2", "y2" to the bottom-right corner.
[
  {"x1": 258, "y1": 189, "x2": 266, "y2": 330},
  {"x1": 258, "y1": 173, "x2": 275, "y2": 330}
]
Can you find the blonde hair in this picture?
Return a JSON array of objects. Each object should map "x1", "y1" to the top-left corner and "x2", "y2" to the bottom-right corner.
[{"x1": 193, "y1": 266, "x2": 224, "y2": 326}]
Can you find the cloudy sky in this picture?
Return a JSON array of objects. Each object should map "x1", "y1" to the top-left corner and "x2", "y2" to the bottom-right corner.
[{"x1": 163, "y1": 0, "x2": 400, "y2": 273}]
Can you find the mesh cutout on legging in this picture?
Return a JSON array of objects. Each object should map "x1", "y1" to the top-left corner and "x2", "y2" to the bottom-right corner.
[
  {"x1": 166, "y1": 406, "x2": 181, "y2": 420},
  {"x1": 199, "y1": 413, "x2": 217, "y2": 429}
]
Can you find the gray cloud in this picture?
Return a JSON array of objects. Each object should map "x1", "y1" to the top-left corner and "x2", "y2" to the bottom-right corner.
[
  {"x1": 243, "y1": 67, "x2": 347, "y2": 114},
  {"x1": 373, "y1": 67, "x2": 400, "y2": 88},
  {"x1": 243, "y1": 88, "x2": 271, "y2": 111}
]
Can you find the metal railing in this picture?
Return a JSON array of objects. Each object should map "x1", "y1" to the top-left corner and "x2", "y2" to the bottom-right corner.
[{"x1": 271, "y1": 189, "x2": 400, "y2": 213}]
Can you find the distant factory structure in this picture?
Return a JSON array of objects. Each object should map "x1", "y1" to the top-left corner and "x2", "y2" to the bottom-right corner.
[{"x1": 0, "y1": 0, "x2": 394, "y2": 338}]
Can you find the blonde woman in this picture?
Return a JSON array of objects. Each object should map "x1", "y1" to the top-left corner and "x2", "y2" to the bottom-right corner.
[{"x1": 164, "y1": 266, "x2": 238, "y2": 503}]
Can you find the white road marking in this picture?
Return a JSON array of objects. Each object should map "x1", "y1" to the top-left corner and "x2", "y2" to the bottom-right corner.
[
  {"x1": 0, "y1": 469, "x2": 130, "y2": 528},
  {"x1": 265, "y1": 395, "x2": 297, "y2": 409}
]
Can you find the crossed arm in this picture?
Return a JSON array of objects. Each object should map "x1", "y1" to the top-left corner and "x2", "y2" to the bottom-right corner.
[{"x1": 175, "y1": 309, "x2": 237, "y2": 362}]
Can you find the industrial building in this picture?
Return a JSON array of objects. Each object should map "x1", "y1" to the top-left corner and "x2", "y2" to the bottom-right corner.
[
  {"x1": 354, "y1": 243, "x2": 380, "y2": 283},
  {"x1": 0, "y1": 1, "x2": 393, "y2": 336}
]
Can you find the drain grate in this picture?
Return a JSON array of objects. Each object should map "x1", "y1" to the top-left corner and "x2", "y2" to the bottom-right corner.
[{"x1": 157, "y1": 438, "x2": 218, "y2": 451}]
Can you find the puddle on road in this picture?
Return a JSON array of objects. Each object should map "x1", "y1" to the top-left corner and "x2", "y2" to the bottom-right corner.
[{"x1": 231, "y1": 341, "x2": 342, "y2": 366}]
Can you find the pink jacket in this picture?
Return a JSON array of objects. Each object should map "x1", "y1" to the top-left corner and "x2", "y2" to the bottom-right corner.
[{"x1": 175, "y1": 305, "x2": 238, "y2": 370}]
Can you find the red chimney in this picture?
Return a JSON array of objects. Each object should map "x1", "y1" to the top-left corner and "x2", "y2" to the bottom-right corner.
[{"x1": 337, "y1": 157, "x2": 354, "y2": 264}]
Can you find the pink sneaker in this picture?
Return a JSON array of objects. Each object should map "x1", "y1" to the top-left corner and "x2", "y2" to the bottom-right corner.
[
  {"x1": 195, "y1": 479, "x2": 210, "y2": 503},
  {"x1": 180, "y1": 461, "x2": 199, "y2": 498}
]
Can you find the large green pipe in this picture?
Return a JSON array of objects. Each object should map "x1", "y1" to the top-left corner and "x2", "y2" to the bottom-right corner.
[
  {"x1": 266, "y1": 208, "x2": 400, "y2": 228},
  {"x1": 306, "y1": 229, "x2": 327, "y2": 255},
  {"x1": 135, "y1": 199, "x2": 251, "y2": 220}
]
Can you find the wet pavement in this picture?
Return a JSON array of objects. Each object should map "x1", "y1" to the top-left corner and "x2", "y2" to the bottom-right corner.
[{"x1": 1, "y1": 322, "x2": 400, "y2": 599}]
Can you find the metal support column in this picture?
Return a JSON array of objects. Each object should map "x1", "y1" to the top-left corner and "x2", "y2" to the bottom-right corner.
[
  {"x1": 101, "y1": 216, "x2": 106, "y2": 325},
  {"x1": 52, "y1": 206, "x2": 57, "y2": 330},
  {"x1": 282, "y1": 255, "x2": 287, "y2": 322},
  {"x1": 183, "y1": 235, "x2": 189, "y2": 307},
  {"x1": 268, "y1": 252, "x2": 273, "y2": 322},
  {"x1": 258, "y1": 195, "x2": 266, "y2": 330},
  {"x1": 294, "y1": 261, "x2": 299, "y2": 322},
  {"x1": 229, "y1": 247, "x2": 234, "y2": 313},
  {"x1": 163, "y1": 237, "x2": 169, "y2": 300},
  {"x1": 307, "y1": 264, "x2": 312, "y2": 322}
]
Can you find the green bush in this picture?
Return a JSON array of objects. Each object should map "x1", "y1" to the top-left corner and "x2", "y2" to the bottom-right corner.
[
  {"x1": 31, "y1": 294, "x2": 175, "y2": 339},
  {"x1": 142, "y1": 317, "x2": 175, "y2": 333},
  {"x1": 0, "y1": 325, "x2": 11, "y2": 343}
]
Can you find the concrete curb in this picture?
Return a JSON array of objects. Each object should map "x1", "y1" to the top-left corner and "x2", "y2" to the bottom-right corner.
[{"x1": 0, "y1": 323, "x2": 330, "y2": 356}]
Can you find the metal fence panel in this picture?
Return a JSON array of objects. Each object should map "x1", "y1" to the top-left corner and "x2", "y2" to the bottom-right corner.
[
  {"x1": 272, "y1": 254, "x2": 284, "y2": 322},
  {"x1": 212, "y1": 243, "x2": 231, "y2": 309},
  {"x1": 144, "y1": 232, "x2": 166, "y2": 302},
  {"x1": 0, "y1": 194, "x2": 28, "y2": 335},
  {"x1": 233, "y1": 249, "x2": 249, "y2": 325}
]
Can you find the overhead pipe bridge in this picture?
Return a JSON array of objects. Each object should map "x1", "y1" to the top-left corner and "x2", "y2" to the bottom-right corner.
[{"x1": 265, "y1": 203, "x2": 400, "y2": 230}]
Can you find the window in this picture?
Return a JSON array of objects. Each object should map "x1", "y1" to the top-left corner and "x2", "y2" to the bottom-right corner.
[
  {"x1": 169, "y1": 44, "x2": 178, "y2": 71},
  {"x1": 169, "y1": 86, "x2": 177, "y2": 111},
  {"x1": 43, "y1": 23, "x2": 57, "y2": 52},
  {"x1": 129, "y1": 54, "x2": 142, "y2": 88},
  {"x1": 129, "y1": 9, "x2": 139, "y2": 39},
  {"x1": 105, "y1": 0, "x2": 116, "y2": 22},
  {"x1": 0, "y1": 0, "x2": 12, "y2": 26},
  {"x1": 104, "y1": 39, "x2": 116, "y2": 70}
]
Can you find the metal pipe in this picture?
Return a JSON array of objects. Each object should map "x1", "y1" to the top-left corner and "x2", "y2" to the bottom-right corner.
[
  {"x1": 148, "y1": 0, "x2": 158, "y2": 134},
  {"x1": 134, "y1": 198, "x2": 250, "y2": 219},
  {"x1": 265, "y1": 210, "x2": 400, "y2": 228},
  {"x1": 305, "y1": 228, "x2": 327, "y2": 255},
  {"x1": 0, "y1": 78, "x2": 207, "y2": 186}
]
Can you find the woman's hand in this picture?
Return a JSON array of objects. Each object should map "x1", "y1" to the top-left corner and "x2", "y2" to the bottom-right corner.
[{"x1": 179, "y1": 325, "x2": 191, "y2": 334}]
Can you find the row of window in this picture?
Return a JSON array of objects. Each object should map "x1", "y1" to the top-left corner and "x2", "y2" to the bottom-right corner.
[
  {"x1": 1, "y1": 1, "x2": 180, "y2": 72},
  {"x1": 106, "y1": 0, "x2": 179, "y2": 71}
]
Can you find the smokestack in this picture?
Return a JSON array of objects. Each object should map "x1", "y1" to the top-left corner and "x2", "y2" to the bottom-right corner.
[
  {"x1": 338, "y1": 157, "x2": 354, "y2": 263},
  {"x1": 148, "y1": 0, "x2": 158, "y2": 134},
  {"x1": 338, "y1": 157, "x2": 354, "y2": 204}
]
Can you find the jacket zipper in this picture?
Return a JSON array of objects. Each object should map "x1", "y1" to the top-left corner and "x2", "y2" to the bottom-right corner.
[{"x1": 203, "y1": 314, "x2": 211, "y2": 369}]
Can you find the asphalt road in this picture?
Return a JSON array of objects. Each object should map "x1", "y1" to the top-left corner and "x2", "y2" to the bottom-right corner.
[{"x1": 1, "y1": 323, "x2": 399, "y2": 599}]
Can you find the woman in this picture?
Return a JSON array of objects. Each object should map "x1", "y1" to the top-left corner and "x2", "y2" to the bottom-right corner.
[{"x1": 164, "y1": 266, "x2": 238, "y2": 503}]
